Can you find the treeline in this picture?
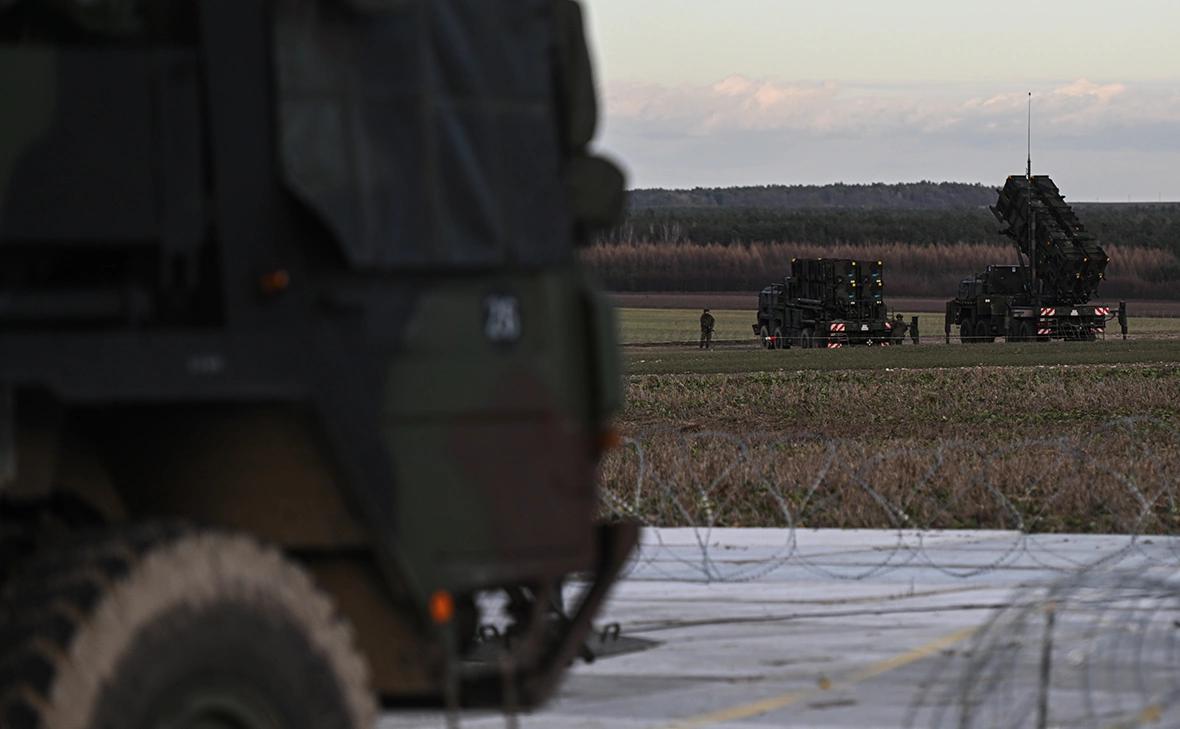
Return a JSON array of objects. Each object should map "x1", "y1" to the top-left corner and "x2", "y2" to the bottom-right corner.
[
  {"x1": 629, "y1": 182, "x2": 997, "y2": 210},
  {"x1": 599, "y1": 204, "x2": 1180, "y2": 255},
  {"x1": 581, "y1": 241, "x2": 1180, "y2": 299}
]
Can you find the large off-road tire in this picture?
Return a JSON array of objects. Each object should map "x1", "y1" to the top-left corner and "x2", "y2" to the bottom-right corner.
[
  {"x1": 800, "y1": 328, "x2": 814, "y2": 349},
  {"x1": 1018, "y1": 320, "x2": 1035, "y2": 342},
  {"x1": 759, "y1": 325, "x2": 772, "y2": 349},
  {"x1": 772, "y1": 326, "x2": 785, "y2": 350},
  {"x1": 0, "y1": 526, "x2": 377, "y2": 729},
  {"x1": 959, "y1": 319, "x2": 973, "y2": 343},
  {"x1": 975, "y1": 319, "x2": 993, "y2": 343},
  {"x1": 1005, "y1": 321, "x2": 1021, "y2": 343}
]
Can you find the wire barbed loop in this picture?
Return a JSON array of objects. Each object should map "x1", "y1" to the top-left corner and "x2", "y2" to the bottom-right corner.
[{"x1": 599, "y1": 417, "x2": 1180, "y2": 583}]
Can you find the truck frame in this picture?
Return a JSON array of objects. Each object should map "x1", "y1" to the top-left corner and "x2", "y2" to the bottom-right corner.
[
  {"x1": 944, "y1": 175, "x2": 1128, "y2": 343},
  {"x1": 754, "y1": 258, "x2": 894, "y2": 349},
  {"x1": 0, "y1": 1, "x2": 633, "y2": 725},
  {"x1": 945, "y1": 265, "x2": 1128, "y2": 343}
]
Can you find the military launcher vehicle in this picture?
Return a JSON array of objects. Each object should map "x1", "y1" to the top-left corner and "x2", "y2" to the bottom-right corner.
[
  {"x1": 753, "y1": 258, "x2": 894, "y2": 349},
  {"x1": 945, "y1": 175, "x2": 1127, "y2": 343},
  {"x1": 0, "y1": 1, "x2": 633, "y2": 726}
]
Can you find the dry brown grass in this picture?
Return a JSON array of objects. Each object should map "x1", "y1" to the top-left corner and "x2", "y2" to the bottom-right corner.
[
  {"x1": 583, "y1": 241, "x2": 1180, "y2": 299},
  {"x1": 621, "y1": 363, "x2": 1179, "y2": 439},
  {"x1": 601, "y1": 363, "x2": 1180, "y2": 532},
  {"x1": 600, "y1": 423, "x2": 1180, "y2": 532}
]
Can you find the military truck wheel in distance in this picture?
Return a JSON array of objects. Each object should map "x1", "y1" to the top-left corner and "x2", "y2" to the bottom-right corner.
[
  {"x1": 1019, "y1": 320, "x2": 1035, "y2": 342},
  {"x1": 959, "y1": 319, "x2": 973, "y2": 343},
  {"x1": 0, "y1": 527, "x2": 376, "y2": 729},
  {"x1": 772, "y1": 326, "x2": 786, "y2": 350},
  {"x1": 801, "y1": 327, "x2": 814, "y2": 349},
  {"x1": 760, "y1": 325, "x2": 772, "y2": 349},
  {"x1": 975, "y1": 320, "x2": 993, "y2": 343}
]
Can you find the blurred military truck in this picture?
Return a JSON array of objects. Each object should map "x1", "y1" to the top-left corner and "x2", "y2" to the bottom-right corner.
[
  {"x1": 945, "y1": 175, "x2": 1127, "y2": 343},
  {"x1": 0, "y1": 1, "x2": 633, "y2": 726},
  {"x1": 754, "y1": 258, "x2": 894, "y2": 349}
]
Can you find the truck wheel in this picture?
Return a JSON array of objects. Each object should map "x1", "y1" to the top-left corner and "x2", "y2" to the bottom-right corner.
[
  {"x1": 760, "y1": 325, "x2": 772, "y2": 349},
  {"x1": 1018, "y1": 320, "x2": 1034, "y2": 342},
  {"x1": 0, "y1": 526, "x2": 376, "y2": 729},
  {"x1": 801, "y1": 328, "x2": 814, "y2": 349},
  {"x1": 959, "y1": 319, "x2": 973, "y2": 343},
  {"x1": 772, "y1": 327, "x2": 785, "y2": 350},
  {"x1": 975, "y1": 320, "x2": 993, "y2": 343}
]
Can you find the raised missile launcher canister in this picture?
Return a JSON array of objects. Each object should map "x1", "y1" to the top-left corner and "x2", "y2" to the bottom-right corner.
[{"x1": 944, "y1": 175, "x2": 1126, "y2": 343}]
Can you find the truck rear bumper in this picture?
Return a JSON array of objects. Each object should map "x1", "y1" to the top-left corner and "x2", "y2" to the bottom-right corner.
[{"x1": 457, "y1": 520, "x2": 639, "y2": 709}]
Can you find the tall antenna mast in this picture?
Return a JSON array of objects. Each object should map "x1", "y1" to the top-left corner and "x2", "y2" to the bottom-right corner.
[
  {"x1": 1027, "y1": 92, "x2": 1032, "y2": 179},
  {"x1": 1027, "y1": 91, "x2": 1036, "y2": 299}
]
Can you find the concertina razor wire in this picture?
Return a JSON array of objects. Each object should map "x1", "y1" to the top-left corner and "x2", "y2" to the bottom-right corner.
[{"x1": 598, "y1": 416, "x2": 1180, "y2": 583}]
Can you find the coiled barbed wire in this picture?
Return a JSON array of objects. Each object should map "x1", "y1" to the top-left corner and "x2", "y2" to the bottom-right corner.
[
  {"x1": 907, "y1": 567, "x2": 1180, "y2": 729},
  {"x1": 599, "y1": 417, "x2": 1180, "y2": 583}
]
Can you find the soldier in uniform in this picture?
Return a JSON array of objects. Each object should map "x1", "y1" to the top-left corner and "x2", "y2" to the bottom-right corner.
[
  {"x1": 910, "y1": 315, "x2": 920, "y2": 345},
  {"x1": 699, "y1": 308, "x2": 715, "y2": 350},
  {"x1": 892, "y1": 313, "x2": 908, "y2": 344}
]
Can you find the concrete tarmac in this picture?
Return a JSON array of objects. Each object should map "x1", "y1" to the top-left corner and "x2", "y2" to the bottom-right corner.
[{"x1": 382, "y1": 528, "x2": 1180, "y2": 729}]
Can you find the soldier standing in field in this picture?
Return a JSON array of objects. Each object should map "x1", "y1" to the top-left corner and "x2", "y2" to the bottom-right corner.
[
  {"x1": 910, "y1": 315, "x2": 920, "y2": 345},
  {"x1": 699, "y1": 308, "x2": 715, "y2": 350},
  {"x1": 892, "y1": 313, "x2": 908, "y2": 344}
]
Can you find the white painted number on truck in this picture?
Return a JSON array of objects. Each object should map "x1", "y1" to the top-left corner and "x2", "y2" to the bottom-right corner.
[{"x1": 484, "y1": 295, "x2": 522, "y2": 344}]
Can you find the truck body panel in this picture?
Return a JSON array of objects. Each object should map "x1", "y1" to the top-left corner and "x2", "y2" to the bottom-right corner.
[
  {"x1": 0, "y1": 0, "x2": 633, "y2": 710},
  {"x1": 944, "y1": 176, "x2": 1127, "y2": 343},
  {"x1": 754, "y1": 258, "x2": 894, "y2": 348}
]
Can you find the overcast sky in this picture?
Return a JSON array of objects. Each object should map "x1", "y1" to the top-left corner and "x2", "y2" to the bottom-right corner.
[{"x1": 583, "y1": 0, "x2": 1180, "y2": 200}]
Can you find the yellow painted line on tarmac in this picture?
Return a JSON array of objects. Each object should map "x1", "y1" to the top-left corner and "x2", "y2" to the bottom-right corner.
[{"x1": 651, "y1": 625, "x2": 977, "y2": 729}]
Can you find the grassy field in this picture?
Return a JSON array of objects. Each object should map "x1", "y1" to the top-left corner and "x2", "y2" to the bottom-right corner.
[
  {"x1": 617, "y1": 306, "x2": 1180, "y2": 347},
  {"x1": 620, "y1": 362, "x2": 1180, "y2": 437},
  {"x1": 603, "y1": 304, "x2": 1180, "y2": 531},
  {"x1": 624, "y1": 340, "x2": 1180, "y2": 375},
  {"x1": 605, "y1": 362, "x2": 1180, "y2": 531}
]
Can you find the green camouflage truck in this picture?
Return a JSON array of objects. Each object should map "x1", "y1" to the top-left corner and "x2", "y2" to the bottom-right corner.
[
  {"x1": 944, "y1": 175, "x2": 1128, "y2": 343},
  {"x1": 0, "y1": 1, "x2": 634, "y2": 726},
  {"x1": 754, "y1": 258, "x2": 893, "y2": 349}
]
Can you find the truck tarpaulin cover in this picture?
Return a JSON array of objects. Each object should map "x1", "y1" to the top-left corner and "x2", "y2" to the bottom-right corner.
[{"x1": 274, "y1": 0, "x2": 572, "y2": 269}]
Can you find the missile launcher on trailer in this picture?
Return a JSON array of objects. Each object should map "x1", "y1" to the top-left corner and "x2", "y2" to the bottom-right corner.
[
  {"x1": 753, "y1": 258, "x2": 894, "y2": 349},
  {"x1": 945, "y1": 175, "x2": 1127, "y2": 343}
]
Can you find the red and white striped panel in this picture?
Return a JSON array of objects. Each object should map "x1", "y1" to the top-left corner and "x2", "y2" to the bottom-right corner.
[
  {"x1": 1037, "y1": 328, "x2": 1052, "y2": 336},
  {"x1": 827, "y1": 342, "x2": 843, "y2": 349},
  {"x1": 1095, "y1": 327, "x2": 1106, "y2": 334},
  {"x1": 880, "y1": 341, "x2": 891, "y2": 347},
  {"x1": 1040, "y1": 307, "x2": 1056, "y2": 317},
  {"x1": 829, "y1": 322, "x2": 846, "y2": 332},
  {"x1": 1095, "y1": 307, "x2": 1110, "y2": 317}
]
